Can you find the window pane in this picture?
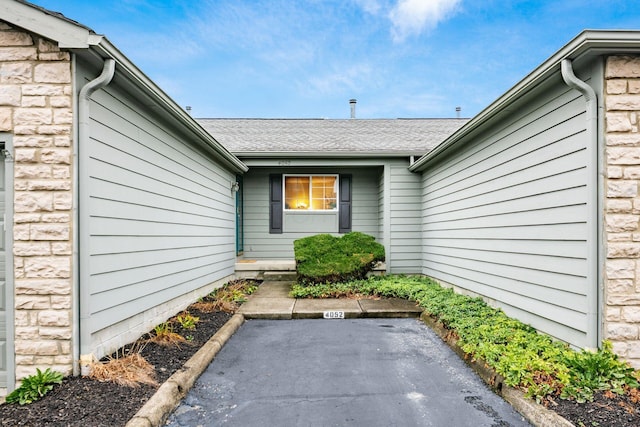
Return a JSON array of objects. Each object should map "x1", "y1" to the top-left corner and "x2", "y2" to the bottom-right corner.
[
  {"x1": 311, "y1": 176, "x2": 337, "y2": 210},
  {"x1": 285, "y1": 176, "x2": 310, "y2": 209}
]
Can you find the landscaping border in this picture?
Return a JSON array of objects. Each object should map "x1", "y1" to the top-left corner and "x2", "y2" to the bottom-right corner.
[
  {"x1": 420, "y1": 312, "x2": 575, "y2": 427},
  {"x1": 125, "y1": 314, "x2": 245, "y2": 427}
]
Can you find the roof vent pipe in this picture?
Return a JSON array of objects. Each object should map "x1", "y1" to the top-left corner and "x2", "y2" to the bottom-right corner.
[
  {"x1": 456, "y1": 106, "x2": 461, "y2": 118},
  {"x1": 349, "y1": 99, "x2": 357, "y2": 119}
]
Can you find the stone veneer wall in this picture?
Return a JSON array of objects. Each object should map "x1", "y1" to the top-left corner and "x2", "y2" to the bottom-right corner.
[
  {"x1": 0, "y1": 22, "x2": 74, "y2": 381},
  {"x1": 604, "y1": 55, "x2": 640, "y2": 369}
]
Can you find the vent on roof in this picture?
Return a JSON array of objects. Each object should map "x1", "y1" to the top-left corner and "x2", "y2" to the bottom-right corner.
[
  {"x1": 455, "y1": 106, "x2": 461, "y2": 118},
  {"x1": 349, "y1": 99, "x2": 357, "y2": 119}
]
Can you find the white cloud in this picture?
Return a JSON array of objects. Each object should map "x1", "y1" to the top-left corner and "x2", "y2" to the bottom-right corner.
[
  {"x1": 353, "y1": 0, "x2": 383, "y2": 15},
  {"x1": 389, "y1": 0, "x2": 461, "y2": 42}
]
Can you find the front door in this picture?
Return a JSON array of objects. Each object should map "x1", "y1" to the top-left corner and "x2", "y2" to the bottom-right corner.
[{"x1": 236, "y1": 175, "x2": 243, "y2": 255}]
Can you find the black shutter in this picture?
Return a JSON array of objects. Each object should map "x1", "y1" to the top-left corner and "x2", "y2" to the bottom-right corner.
[
  {"x1": 339, "y1": 174, "x2": 352, "y2": 233},
  {"x1": 269, "y1": 174, "x2": 283, "y2": 234}
]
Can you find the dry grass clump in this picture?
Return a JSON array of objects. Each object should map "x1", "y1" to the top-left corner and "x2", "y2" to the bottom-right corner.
[
  {"x1": 148, "y1": 322, "x2": 187, "y2": 348},
  {"x1": 89, "y1": 352, "x2": 157, "y2": 388},
  {"x1": 191, "y1": 279, "x2": 259, "y2": 313}
]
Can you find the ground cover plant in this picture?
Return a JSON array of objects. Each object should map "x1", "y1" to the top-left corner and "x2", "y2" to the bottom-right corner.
[
  {"x1": 0, "y1": 279, "x2": 258, "y2": 426},
  {"x1": 292, "y1": 275, "x2": 640, "y2": 426},
  {"x1": 294, "y1": 231, "x2": 385, "y2": 285}
]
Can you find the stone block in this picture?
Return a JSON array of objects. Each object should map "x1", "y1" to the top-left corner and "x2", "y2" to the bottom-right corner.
[
  {"x1": 13, "y1": 241, "x2": 51, "y2": 256},
  {"x1": 606, "y1": 307, "x2": 621, "y2": 321},
  {"x1": 38, "y1": 52, "x2": 70, "y2": 61},
  {"x1": 0, "y1": 62, "x2": 32, "y2": 84},
  {"x1": 14, "y1": 340, "x2": 59, "y2": 356},
  {"x1": 53, "y1": 135, "x2": 70, "y2": 147},
  {"x1": 606, "y1": 259, "x2": 636, "y2": 279},
  {"x1": 38, "y1": 310, "x2": 70, "y2": 327},
  {"x1": 53, "y1": 192, "x2": 72, "y2": 210},
  {"x1": 27, "y1": 180, "x2": 71, "y2": 191},
  {"x1": 0, "y1": 84, "x2": 21, "y2": 106},
  {"x1": 607, "y1": 79, "x2": 628, "y2": 94},
  {"x1": 630, "y1": 80, "x2": 640, "y2": 94},
  {"x1": 30, "y1": 223, "x2": 70, "y2": 240},
  {"x1": 15, "y1": 311, "x2": 29, "y2": 326},
  {"x1": 23, "y1": 257, "x2": 70, "y2": 278},
  {"x1": 41, "y1": 213, "x2": 70, "y2": 223},
  {"x1": 622, "y1": 306, "x2": 640, "y2": 323},
  {"x1": 52, "y1": 165, "x2": 70, "y2": 179},
  {"x1": 607, "y1": 94, "x2": 640, "y2": 111},
  {"x1": 606, "y1": 112, "x2": 633, "y2": 132},
  {"x1": 0, "y1": 31, "x2": 33, "y2": 46},
  {"x1": 40, "y1": 148, "x2": 70, "y2": 164},
  {"x1": 627, "y1": 341, "x2": 640, "y2": 358},
  {"x1": 34, "y1": 63, "x2": 71, "y2": 83},
  {"x1": 13, "y1": 224, "x2": 30, "y2": 240},
  {"x1": 606, "y1": 56, "x2": 640, "y2": 78},
  {"x1": 15, "y1": 279, "x2": 70, "y2": 295},
  {"x1": 13, "y1": 135, "x2": 52, "y2": 147},
  {"x1": 605, "y1": 214, "x2": 639, "y2": 232},
  {"x1": 14, "y1": 148, "x2": 38, "y2": 163},
  {"x1": 15, "y1": 191, "x2": 53, "y2": 212},
  {"x1": 606, "y1": 199, "x2": 632, "y2": 212},
  {"x1": 608, "y1": 243, "x2": 640, "y2": 258},
  {"x1": 624, "y1": 166, "x2": 640, "y2": 179},
  {"x1": 607, "y1": 294, "x2": 640, "y2": 305},
  {"x1": 52, "y1": 108, "x2": 72, "y2": 125},
  {"x1": 606, "y1": 323, "x2": 638, "y2": 339},
  {"x1": 14, "y1": 124, "x2": 38, "y2": 134},
  {"x1": 608, "y1": 147, "x2": 640, "y2": 165},
  {"x1": 0, "y1": 106, "x2": 11, "y2": 131},
  {"x1": 0, "y1": 46, "x2": 37, "y2": 61},
  {"x1": 607, "y1": 134, "x2": 640, "y2": 146},
  {"x1": 607, "y1": 279, "x2": 635, "y2": 294},
  {"x1": 14, "y1": 107, "x2": 52, "y2": 125},
  {"x1": 608, "y1": 166, "x2": 623, "y2": 179},
  {"x1": 608, "y1": 232, "x2": 632, "y2": 242},
  {"x1": 51, "y1": 242, "x2": 72, "y2": 255},
  {"x1": 21, "y1": 84, "x2": 63, "y2": 97},
  {"x1": 15, "y1": 165, "x2": 53, "y2": 179},
  {"x1": 15, "y1": 326, "x2": 40, "y2": 340},
  {"x1": 49, "y1": 96, "x2": 70, "y2": 108},
  {"x1": 50, "y1": 295, "x2": 71, "y2": 309},
  {"x1": 36, "y1": 38, "x2": 59, "y2": 53},
  {"x1": 37, "y1": 125, "x2": 70, "y2": 135},
  {"x1": 14, "y1": 213, "x2": 41, "y2": 223},
  {"x1": 21, "y1": 96, "x2": 46, "y2": 108},
  {"x1": 14, "y1": 294, "x2": 50, "y2": 309}
]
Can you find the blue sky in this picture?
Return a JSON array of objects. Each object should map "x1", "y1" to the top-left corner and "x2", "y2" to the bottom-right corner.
[{"x1": 29, "y1": 0, "x2": 640, "y2": 119}]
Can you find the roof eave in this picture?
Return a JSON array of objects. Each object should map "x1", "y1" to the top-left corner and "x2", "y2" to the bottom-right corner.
[
  {"x1": 410, "y1": 29, "x2": 640, "y2": 172},
  {"x1": 233, "y1": 151, "x2": 427, "y2": 159},
  {"x1": 89, "y1": 38, "x2": 248, "y2": 173}
]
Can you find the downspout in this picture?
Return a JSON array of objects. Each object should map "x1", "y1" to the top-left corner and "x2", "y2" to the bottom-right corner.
[
  {"x1": 74, "y1": 58, "x2": 115, "y2": 375},
  {"x1": 561, "y1": 59, "x2": 600, "y2": 349}
]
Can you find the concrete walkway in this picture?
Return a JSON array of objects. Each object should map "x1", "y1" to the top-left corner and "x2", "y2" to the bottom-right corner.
[{"x1": 237, "y1": 281, "x2": 423, "y2": 319}]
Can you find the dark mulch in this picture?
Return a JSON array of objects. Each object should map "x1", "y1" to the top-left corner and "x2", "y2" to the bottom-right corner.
[
  {"x1": 0, "y1": 308, "x2": 232, "y2": 427},
  {"x1": 550, "y1": 390, "x2": 640, "y2": 427}
]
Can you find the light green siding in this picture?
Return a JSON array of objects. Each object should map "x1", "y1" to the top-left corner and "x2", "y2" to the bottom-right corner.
[
  {"x1": 420, "y1": 72, "x2": 597, "y2": 348},
  {"x1": 78, "y1": 60, "x2": 238, "y2": 357},
  {"x1": 389, "y1": 161, "x2": 422, "y2": 273}
]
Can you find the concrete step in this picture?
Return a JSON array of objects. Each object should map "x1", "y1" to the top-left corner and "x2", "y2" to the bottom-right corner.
[{"x1": 263, "y1": 271, "x2": 298, "y2": 281}]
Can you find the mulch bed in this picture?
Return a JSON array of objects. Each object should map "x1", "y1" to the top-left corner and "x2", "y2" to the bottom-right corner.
[{"x1": 0, "y1": 309, "x2": 232, "y2": 427}]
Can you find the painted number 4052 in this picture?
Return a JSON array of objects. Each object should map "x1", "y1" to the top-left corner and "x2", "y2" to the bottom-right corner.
[{"x1": 323, "y1": 311, "x2": 345, "y2": 319}]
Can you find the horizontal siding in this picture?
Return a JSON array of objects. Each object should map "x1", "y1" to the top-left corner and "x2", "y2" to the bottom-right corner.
[
  {"x1": 243, "y1": 167, "x2": 381, "y2": 259},
  {"x1": 82, "y1": 64, "x2": 237, "y2": 346},
  {"x1": 390, "y1": 161, "x2": 422, "y2": 274},
  {"x1": 421, "y1": 76, "x2": 594, "y2": 348}
]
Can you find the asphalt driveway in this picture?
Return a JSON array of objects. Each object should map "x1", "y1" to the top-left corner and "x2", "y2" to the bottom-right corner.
[{"x1": 166, "y1": 318, "x2": 530, "y2": 426}]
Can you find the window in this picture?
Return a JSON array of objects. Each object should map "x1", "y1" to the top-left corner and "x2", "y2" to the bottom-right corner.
[{"x1": 284, "y1": 175, "x2": 337, "y2": 210}]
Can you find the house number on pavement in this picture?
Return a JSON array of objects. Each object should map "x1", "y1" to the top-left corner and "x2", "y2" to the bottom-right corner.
[{"x1": 323, "y1": 311, "x2": 345, "y2": 319}]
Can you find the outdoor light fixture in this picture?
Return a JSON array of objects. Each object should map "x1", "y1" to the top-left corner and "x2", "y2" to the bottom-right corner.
[{"x1": 231, "y1": 181, "x2": 240, "y2": 193}]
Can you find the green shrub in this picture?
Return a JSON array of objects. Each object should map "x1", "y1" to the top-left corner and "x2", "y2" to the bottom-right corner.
[
  {"x1": 5, "y1": 368, "x2": 63, "y2": 405},
  {"x1": 294, "y1": 232, "x2": 385, "y2": 285}
]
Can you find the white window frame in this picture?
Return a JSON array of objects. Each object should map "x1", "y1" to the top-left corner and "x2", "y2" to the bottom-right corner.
[{"x1": 283, "y1": 174, "x2": 339, "y2": 212}]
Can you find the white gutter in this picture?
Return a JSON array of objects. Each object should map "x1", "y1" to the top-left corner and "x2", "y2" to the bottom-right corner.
[
  {"x1": 560, "y1": 59, "x2": 600, "y2": 349},
  {"x1": 74, "y1": 58, "x2": 115, "y2": 371}
]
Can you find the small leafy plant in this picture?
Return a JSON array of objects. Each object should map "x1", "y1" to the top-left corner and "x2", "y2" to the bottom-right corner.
[
  {"x1": 175, "y1": 312, "x2": 199, "y2": 330},
  {"x1": 149, "y1": 322, "x2": 186, "y2": 347},
  {"x1": 5, "y1": 368, "x2": 63, "y2": 405}
]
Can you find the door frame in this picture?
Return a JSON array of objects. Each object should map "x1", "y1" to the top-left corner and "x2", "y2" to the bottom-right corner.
[
  {"x1": 0, "y1": 133, "x2": 14, "y2": 392},
  {"x1": 235, "y1": 175, "x2": 244, "y2": 255}
]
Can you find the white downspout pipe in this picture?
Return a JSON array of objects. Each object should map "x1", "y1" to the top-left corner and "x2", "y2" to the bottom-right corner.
[
  {"x1": 74, "y1": 58, "x2": 115, "y2": 375},
  {"x1": 560, "y1": 58, "x2": 600, "y2": 349}
]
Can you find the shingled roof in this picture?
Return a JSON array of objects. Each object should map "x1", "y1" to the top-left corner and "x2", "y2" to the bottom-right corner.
[{"x1": 197, "y1": 118, "x2": 468, "y2": 157}]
